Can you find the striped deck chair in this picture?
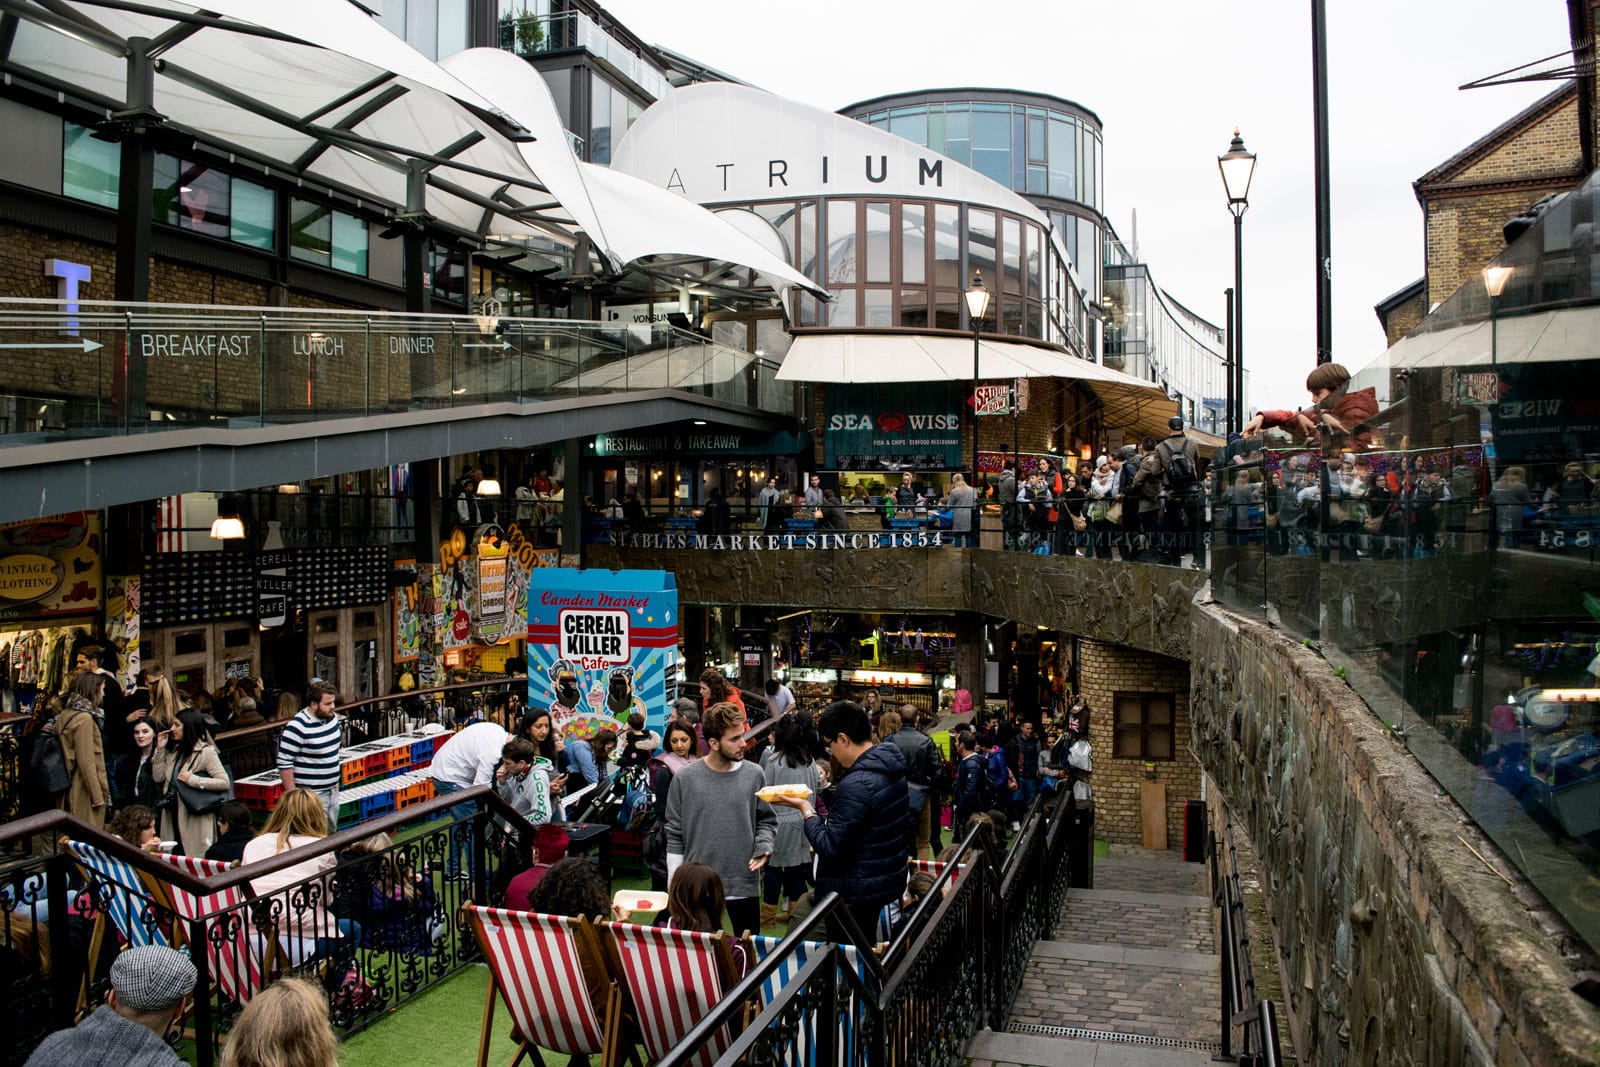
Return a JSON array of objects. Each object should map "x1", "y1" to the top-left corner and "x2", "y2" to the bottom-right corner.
[
  {"x1": 150, "y1": 852, "x2": 267, "y2": 1005},
  {"x1": 603, "y1": 921, "x2": 740, "y2": 1067},
  {"x1": 748, "y1": 935, "x2": 873, "y2": 1065},
  {"x1": 65, "y1": 840, "x2": 171, "y2": 1013},
  {"x1": 466, "y1": 906, "x2": 629, "y2": 1067}
]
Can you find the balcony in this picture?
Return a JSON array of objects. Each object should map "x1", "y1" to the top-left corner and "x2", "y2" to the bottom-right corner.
[{"x1": 497, "y1": 10, "x2": 671, "y2": 101}]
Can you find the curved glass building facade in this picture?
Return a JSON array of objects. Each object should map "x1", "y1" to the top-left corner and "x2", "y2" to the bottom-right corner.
[{"x1": 842, "y1": 90, "x2": 1106, "y2": 306}]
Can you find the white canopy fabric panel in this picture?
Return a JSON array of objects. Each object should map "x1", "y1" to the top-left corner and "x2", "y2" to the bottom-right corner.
[
  {"x1": 6, "y1": 0, "x2": 557, "y2": 239},
  {"x1": 776, "y1": 332, "x2": 1167, "y2": 388},
  {"x1": 576, "y1": 163, "x2": 826, "y2": 297},
  {"x1": 1383, "y1": 307, "x2": 1600, "y2": 370},
  {"x1": 439, "y1": 49, "x2": 823, "y2": 297}
]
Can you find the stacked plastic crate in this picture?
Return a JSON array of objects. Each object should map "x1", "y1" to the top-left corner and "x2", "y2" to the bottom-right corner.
[{"x1": 233, "y1": 730, "x2": 449, "y2": 827}]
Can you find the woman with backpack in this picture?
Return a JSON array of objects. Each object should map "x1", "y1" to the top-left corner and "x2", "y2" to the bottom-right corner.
[
  {"x1": 152, "y1": 708, "x2": 231, "y2": 855},
  {"x1": 55, "y1": 673, "x2": 108, "y2": 830}
]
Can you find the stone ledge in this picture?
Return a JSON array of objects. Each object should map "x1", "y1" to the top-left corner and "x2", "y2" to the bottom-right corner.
[{"x1": 1190, "y1": 595, "x2": 1600, "y2": 1066}]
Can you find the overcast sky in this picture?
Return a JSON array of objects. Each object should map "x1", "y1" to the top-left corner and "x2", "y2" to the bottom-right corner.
[{"x1": 601, "y1": 0, "x2": 1575, "y2": 409}]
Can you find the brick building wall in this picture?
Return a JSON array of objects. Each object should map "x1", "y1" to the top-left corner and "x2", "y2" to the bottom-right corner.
[
  {"x1": 1076, "y1": 638, "x2": 1200, "y2": 849},
  {"x1": 1418, "y1": 89, "x2": 1585, "y2": 309},
  {"x1": 1378, "y1": 288, "x2": 1427, "y2": 347}
]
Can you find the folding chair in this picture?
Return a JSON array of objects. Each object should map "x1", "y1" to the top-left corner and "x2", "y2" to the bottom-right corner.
[
  {"x1": 150, "y1": 852, "x2": 268, "y2": 1005},
  {"x1": 466, "y1": 905, "x2": 631, "y2": 1067},
  {"x1": 65, "y1": 840, "x2": 171, "y2": 1012},
  {"x1": 603, "y1": 921, "x2": 740, "y2": 1067}
]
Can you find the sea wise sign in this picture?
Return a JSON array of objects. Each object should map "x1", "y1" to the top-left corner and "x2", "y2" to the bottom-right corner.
[{"x1": 560, "y1": 609, "x2": 630, "y2": 668}]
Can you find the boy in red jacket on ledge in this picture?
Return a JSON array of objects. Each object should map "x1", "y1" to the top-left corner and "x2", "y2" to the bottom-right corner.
[{"x1": 1242, "y1": 362, "x2": 1380, "y2": 452}]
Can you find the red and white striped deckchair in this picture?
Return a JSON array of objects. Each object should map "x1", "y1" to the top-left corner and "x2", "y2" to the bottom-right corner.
[
  {"x1": 466, "y1": 906, "x2": 628, "y2": 1067},
  {"x1": 603, "y1": 921, "x2": 740, "y2": 1067},
  {"x1": 151, "y1": 852, "x2": 267, "y2": 1005}
]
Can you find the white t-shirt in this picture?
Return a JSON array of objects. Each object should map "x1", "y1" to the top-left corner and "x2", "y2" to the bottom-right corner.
[
  {"x1": 767, "y1": 684, "x2": 795, "y2": 716},
  {"x1": 429, "y1": 722, "x2": 510, "y2": 789}
]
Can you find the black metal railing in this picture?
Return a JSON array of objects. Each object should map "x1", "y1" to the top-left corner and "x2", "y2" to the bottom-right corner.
[
  {"x1": 0, "y1": 786, "x2": 533, "y2": 1067},
  {"x1": 659, "y1": 789, "x2": 1080, "y2": 1067},
  {"x1": 1210, "y1": 818, "x2": 1284, "y2": 1067}
]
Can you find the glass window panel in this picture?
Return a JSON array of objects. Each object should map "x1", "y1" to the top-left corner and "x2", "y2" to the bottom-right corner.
[
  {"x1": 827, "y1": 288, "x2": 857, "y2": 327},
  {"x1": 153, "y1": 153, "x2": 180, "y2": 224},
  {"x1": 927, "y1": 107, "x2": 945, "y2": 154},
  {"x1": 944, "y1": 107, "x2": 970, "y2": 166},
  {"x1": 826, "y1": 201, "x2": 857, "y2": 286},
  {"x1": 1026, "y1": 225, "x2": 1042, "y2": 300},
  {"x1": 1027, "y1": 164, "x2": 1047, "y2": 195},
  {"x1": 437, "y1": 0, "x2": 468, "y2": 57},
  {"x1": 902, "y1": 204, "x2": 926, "y2": 285},
  {"x1": 970, "y1": 109, "x2": 1010, "y2": 186},
  {"x1": 967, "y1": 209, "x2": 997, "y2": 322},
  {"x1": 933, "y1": 290, "x2": 961, "y2": 331},
  {"x1": 1002, "y1": 217, "x2": 1022, "y2": 294},
  {"x1": 1078, "y1": 218, "x2": 1099, "y2": 303},
  {"x1": 1024, "y1": 301, "x2": 1042, "y2": 339},
  {"x1": 62, "y1": 122, "x2": 119, "y2": 207},
  {"x1": 865, "y1": 202, "x2": 893, "y2": 283},
  {"x1": 933, "y1": 203, "x2": 961, "y2": 291},
  {"x1": 794, "y1": 292, "x2": 819, "y2": 327},
  {"x1": 1076, "y1": 124, "x2": 1087, "y2": 206},
  {"x1": 899, "y1": 287, "x2": 929, "y2": 328},
  {"x1": 1027, "y1": 113, "x2": 1047, "y2": 163},
  {"x1": 290, "y1": 199, "x2": 332, "y2": 265},
  {"x1": 332, "y1": 212, "x2": 368, "y2": 276},
  {"x1": 888, "y1": 108, "x2": 927, "y2": 146},
  {"x1": 753, "y1": 202, "x2": 797, "y2": 266},
  {"x1": 1149, "y1": 696, "x2": 1173, "y2": 724},
  {"x1": 1011, "y1": 109, "x2": 1026, "y2": 191},
  {"x1": 798, "y1": 202, "x2": 818, "y2": 280},
  {"x1": 589, "y1": 74, "x2": 613, "y2": 164},
  {"x1": 176, "y1": 163, "x2": 230, "y2": 239},
  {"x1": 1085, "y1": 133, "x2": 1098, "y2": 209},
  {"x1": 863, "y1": 289, "x2": 892, "y2": 327},
  {"x1": 1048, "y1": 117, "x2": 1075, "y2": 200},
  {"x1": 1148, "y1": 728, "x2": 1173, "y2": 760}
]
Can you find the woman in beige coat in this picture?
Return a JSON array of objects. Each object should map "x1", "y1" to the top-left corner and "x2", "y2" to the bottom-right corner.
[
  {"x1": 58, "y1": 673, "x2": 109, "y2": 831},
  {"x1": 152, "y1": 708, "x2": 230, "y2": 855}
]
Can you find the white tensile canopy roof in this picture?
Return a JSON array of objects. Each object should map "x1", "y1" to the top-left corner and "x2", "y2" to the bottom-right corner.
[{"x1": 7, "y1": 2, "x2": 824, "y2": 296}]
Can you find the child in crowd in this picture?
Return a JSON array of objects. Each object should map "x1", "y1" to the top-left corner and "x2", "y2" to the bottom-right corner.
[{"x1": 657, "y1": 862, "x2": 747, "y2": 977}]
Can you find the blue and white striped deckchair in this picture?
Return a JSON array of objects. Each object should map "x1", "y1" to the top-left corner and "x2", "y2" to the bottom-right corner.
[
  {"x1": 748, "y1": 936, "x2": 873, "y2": 1065},
  {"x1": 65, "y1": 840, "x2": 170, "y2": 949}
]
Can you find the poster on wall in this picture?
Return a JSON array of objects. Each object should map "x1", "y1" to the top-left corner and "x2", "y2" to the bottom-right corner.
[
  {"x1": 824, "y1": 382, "x2": 964, "y2": 471},
  {"x1": 527, "y1": 569, "x2": 678, "y2": 740},
  {"x1": 393, "y1": 559, "x2": 421, "y2": 664},
  {"x1": 0, "y1": 512, "x2": 102, "y2": 621},
  {"x1": 104, "y1": 575, "x2": 139, "y2": 693}
]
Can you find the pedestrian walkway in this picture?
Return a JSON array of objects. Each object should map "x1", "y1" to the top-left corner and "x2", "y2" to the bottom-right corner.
[{"x1": 968, "y1": 845, "x2": 1221, "y2": 1067}]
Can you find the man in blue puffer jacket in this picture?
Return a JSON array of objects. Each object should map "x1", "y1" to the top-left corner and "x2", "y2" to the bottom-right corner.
[{"x1": 770, "y1": 700, "x2": 910, "y2": 944}]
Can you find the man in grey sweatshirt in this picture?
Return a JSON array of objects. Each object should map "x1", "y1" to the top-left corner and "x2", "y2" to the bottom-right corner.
[
  {"x1": 26, "y1": 945, "x2": 195, "y2": 1067},
  {"x1": 665, "y1": 700, "x2": 776, "y2": 937}
]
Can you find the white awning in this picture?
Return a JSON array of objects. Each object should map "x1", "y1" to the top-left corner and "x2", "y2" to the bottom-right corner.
[
  {"x1": 1384, "y1": 306, "x2": 1600, "y2": 370},
  {"x1": 8, "y1": 1, "x2": 556, "y2": 240},
  {"x1": 776, "y1": 332, "x2": 1166, "y2": 387}
]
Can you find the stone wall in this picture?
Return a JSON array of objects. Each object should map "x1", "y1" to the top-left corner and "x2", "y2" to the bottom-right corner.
[
  {"x1": 1076, "y1": 639, "x2": 1199, "y2": 848},
  {"x1": 1190, "y1": 596, "x2": 1600, "y2": 1066}
]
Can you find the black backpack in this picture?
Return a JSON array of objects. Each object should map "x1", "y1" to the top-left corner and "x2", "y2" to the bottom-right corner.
[
  {"x1": 1159, "y1": 440, "x2": 1200, "y2": 494},
  {"x1": 29, "y1": 710, "x2": 83, "y2": 797}
]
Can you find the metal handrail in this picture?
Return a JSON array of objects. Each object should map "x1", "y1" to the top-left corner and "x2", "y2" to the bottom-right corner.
[{"x1": 1209, "y1": 820, "x2": 1284, "y2": 1066}]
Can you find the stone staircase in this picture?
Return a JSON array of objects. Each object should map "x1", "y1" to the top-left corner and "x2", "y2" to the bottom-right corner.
[{"x1": 968, "y1": 845, "x2": 1222, "y2": 1066}]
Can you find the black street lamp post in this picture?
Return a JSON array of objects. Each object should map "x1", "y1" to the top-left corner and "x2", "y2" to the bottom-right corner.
[
  {"x1": 1219, "y1": 131, "x2": 1257, "y2": 435},
  {"x1": 965, "y1": 272, "x2": 992, "y2": 493}
]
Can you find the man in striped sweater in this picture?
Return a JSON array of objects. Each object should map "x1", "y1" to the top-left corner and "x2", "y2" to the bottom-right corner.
[{"x1": 276, "y1": 681, "x2": 343, "y2": 832}]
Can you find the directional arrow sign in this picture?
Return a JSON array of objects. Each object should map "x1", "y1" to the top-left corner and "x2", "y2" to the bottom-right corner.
[
  {"x1": 462, "y1": 341, "x2": 512, "y2": 351},
  {"x1": 0, "y1": 338, "x2": 103, "y2": 353}
]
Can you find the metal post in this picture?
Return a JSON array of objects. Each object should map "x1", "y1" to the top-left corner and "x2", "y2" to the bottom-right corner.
[
  {"x1": 1233, "y1": 213, "x2": 1245, "y2": 426},
  {"x1": 1311, "y1": 0, "x2": 1334, "y2": 364},
  {"x1": 1224, "y1": 288, "x2": 1236, "y2": 435},
  {"x1": 45, "y1": 855, "x2": 72, "y2": 1032},
  {"x1": 190, "y1": 915, "x2": 215, "y2": 1067},
  {"x1": 972, "y1": 316, "x2": 982, "y2": 495}
]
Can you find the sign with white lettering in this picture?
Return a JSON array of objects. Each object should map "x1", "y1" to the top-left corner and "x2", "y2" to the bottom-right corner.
[
  {"x1": 825, "y1": 382, "x2": 963, "y2": 470},
  {"x1": 138, "y1": 333, "x2": 254, "y2": 358},
  {"x1": 594, "y1": 430, "x2": 811, "y2": 457},
  {"x1": 974, "y1": 384, "x2": 1011, "y2": 416},
  {"x1": 527, "y1": 569, "x2": 677, "y2": 741},
  {"x1": 610, "y1": 531, "x2": 948, "y2": 551}
]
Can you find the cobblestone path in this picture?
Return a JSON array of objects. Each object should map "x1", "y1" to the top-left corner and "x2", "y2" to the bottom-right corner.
[{"x1": 967, "y1": 846, "x2": 1222, "y2": 1066}]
